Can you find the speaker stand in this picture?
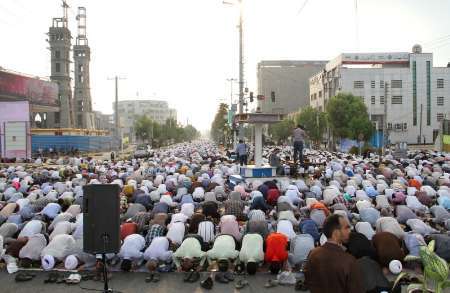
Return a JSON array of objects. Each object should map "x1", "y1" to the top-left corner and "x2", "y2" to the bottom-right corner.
[{"x1": 101, "y1": 234, "x2": 113, "y2": 293}]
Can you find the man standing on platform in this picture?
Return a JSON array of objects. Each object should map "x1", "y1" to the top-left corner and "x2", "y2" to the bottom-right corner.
[
  {"x1": 235, "y1": 139, "x2": 248, "y2": 166},
  {"x1": 293, "y1": 125, "x2": 306, "y2": 166}
]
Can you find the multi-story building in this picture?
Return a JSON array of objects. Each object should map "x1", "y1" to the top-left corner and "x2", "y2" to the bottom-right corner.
[
  {"x1": 309, "y1": 45, "x2": 450, "y2": 144},
  {"x1": 257, "y1": 60, "x2": 327, "y2": 114},
  {"x1": 115, "y1": 99, "x2": 177, "y2": 142}
]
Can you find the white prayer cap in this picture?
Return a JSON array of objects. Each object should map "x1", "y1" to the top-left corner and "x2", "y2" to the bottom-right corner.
[
  {"x1": 42, "y1": 255, "x2": 55, "y2": 271},
  {"x1": 64, "y1": 255, "x2": 79, "y2": 270}
]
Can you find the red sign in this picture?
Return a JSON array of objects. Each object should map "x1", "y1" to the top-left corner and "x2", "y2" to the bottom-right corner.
[{"x1": 0, "y1": 70, "x2": 58, "y2": 107}]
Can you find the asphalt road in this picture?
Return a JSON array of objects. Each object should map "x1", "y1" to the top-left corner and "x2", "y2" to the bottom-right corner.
[{"x1": 0, "y1": 271, "x2": 306, "y2": 293}]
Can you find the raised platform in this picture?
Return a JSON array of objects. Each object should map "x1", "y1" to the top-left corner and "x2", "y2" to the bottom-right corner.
[{"x1": 239, "y1": 165, "x2": 276, "y2": 178}]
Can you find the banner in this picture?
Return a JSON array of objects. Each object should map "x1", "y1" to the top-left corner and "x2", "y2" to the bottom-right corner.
[{"x1": 0, "y1": 70, "x2": 58, "y2": 107}]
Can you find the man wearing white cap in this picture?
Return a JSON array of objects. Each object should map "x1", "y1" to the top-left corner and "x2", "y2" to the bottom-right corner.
[
  {"x1": 41, "y1": 234, "x2": 76, "y2": 270},
  {"x1": 118, "y1": 233, "x2": 146, "y2": 272}
]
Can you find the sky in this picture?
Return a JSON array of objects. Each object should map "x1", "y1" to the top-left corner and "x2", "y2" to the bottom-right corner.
[{"x1": 1, "y1": 0, "x2": 450, "y2": 132}]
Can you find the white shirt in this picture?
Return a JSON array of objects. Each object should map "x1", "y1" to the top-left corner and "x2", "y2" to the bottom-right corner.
[
  {"x1": 41, "y1": 234, "x2": 76, "y2": 260},
  {"x1": 166, "y1": 222, "x2": 185, "y2": 245},
  {"x1": 49, "y1": 221, "x2": 76, "y2": 241},
  {"x1": 18, "y1": 220, "x2": 44, "y2": 238},
  {"x1": 355, "y1": 222, "x2": 375, "y2": 240},
  {"x1": 143, "y1": 237, "x2": 173, "y2": 262},
  {"x1": 180, "y1": 203, "x2": 194, "y2": 218},
  {"x1": 239, "y1": 234, "x2": 264, "y2": 263},
  {"x1": 197, "y1": 221, "x2": 215, "y2": 243},
  {"x1": 19, "y1": 234, "x2": 47, "y2": 260},
  {"x1": 170, "y1": 213, "x2": 188, "y2": 224},
  {"x1": 376, "y1": 217, "x2": 405, "y2": 239},
  {"x1": 277, "y1": 219, "x2": 296, "y2": 241},
  {"x1": 119, "y1": 234, "x2": 145, "y2": 260}
]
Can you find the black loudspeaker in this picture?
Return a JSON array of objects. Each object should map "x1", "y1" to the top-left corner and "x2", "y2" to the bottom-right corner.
[{"x1": 83, "y1": 184, "x2": 121, "y2": 254}]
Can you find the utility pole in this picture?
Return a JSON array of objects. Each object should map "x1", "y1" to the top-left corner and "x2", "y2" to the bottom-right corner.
[
  {"x1": 108, "y1": 76, "x2": 126, "y2": 149},
  {"x1": 382, "y1": 81, "x2": 389, "y2": 155},
  {"x1": 238, "y1": 0, "x2": 244, "y2": 140}
]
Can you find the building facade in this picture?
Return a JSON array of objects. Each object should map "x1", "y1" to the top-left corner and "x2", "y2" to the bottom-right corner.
[
  {"x1": 115, "y1": 99, "x2": 177, "y2": 142},
  {"x1": 309, "y1": 45, "x2": 450, "y2": 144},
  {"x1": 257, "y1": 60, "x2": 327, "y2": 114}
]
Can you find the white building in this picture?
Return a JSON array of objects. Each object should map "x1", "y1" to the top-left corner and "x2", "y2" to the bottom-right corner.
[
  {"x1": 115, "y1": 99, "x2": 177, "y2": 142},
  {"x1": 309, "y1": 45, "x2": 450, "y2": 144}
]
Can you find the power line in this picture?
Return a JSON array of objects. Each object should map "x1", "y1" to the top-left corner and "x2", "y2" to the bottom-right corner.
[
  {"x1": 423, "y1": 34, "x2": 450, "y2": 46},
  {"x1": 296, "y1": 0, "x2": 309, "y2": 15}
]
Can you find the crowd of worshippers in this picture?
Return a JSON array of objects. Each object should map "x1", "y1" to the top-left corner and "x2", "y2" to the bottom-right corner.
[{"x1": 0, "y1": 141, "x2": 450, "y2": 292}]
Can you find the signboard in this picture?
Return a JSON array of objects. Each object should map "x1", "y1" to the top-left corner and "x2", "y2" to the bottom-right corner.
[
  {"x1": 341, "y1": 53, "x2": 410, "y2": 64},
  {"x1": 0, "y1": 70, "x2": 58, "y2": 107},
  {"x1": 4, "y1": 122, "x2": 27, "y2": 158},
  {"x1": 234, "y1": 113, "x2": 283, "y2": 124}
]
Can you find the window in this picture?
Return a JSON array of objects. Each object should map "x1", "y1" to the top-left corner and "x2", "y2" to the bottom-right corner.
[
  {"x1": 391, "y1": 80, "x2": 402, "y2": 88},
  {"x1": 371, "y1": 96, "x2": 375, "y2": 105},
  {"x1": 437, "y1": 97, "x2": 444, "y2": 106},
  {"x1": 78, "y1": 75, "x2": 82, "y2": 82},
  {"x1": 55, "y1": 50, "x2": 60, "y2": 59},
  {"x1": 318, "y1": 90, "x2": 322, "y2": 98},
  {"x1": 387, "y1": 123, "x2": 392, "y2": 130},
  {"x1": 403, "y1": 123, "x2": 408, "y2": 131},
  {"x1": 437, "y1": 78, "x2": 444, "y2": 88},
  {"x1": 427, "y1": 61, "x2": 431, "y2": 126},
  {"x1": 380, "y1": 80, "x2": 384, "y2": 88},
  {"x1": 394, "y1": 123, "x2": 403, "y2": 131},
  {"x1": 437, "y1": 113, "x2": 444, "y2": 122},
  {"x1": 371, "y1": 80, "x2": 375, "y2": 88},
  {"x1": 380, "y1": 96, "x2": 385, "y2": 104},
  {"x1": 78, "y1": 65, "x2": 84, "y2": 72},
  {"x1": 55, "y1": 62, "x2": 60, "y2": 73},
  {"x1": 392, "y1": 96, "x2": 403, "y2": 104},
  {"x1": 54, "y1": 112, "x2": 60, "y2": 124},
  {"x1": 354, "y1": 80, "x2": 364, "y2": 88}
]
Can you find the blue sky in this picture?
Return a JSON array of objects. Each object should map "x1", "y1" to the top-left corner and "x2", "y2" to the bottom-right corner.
[{"x1": 1, "y1": 0, "x2": 450, "y2": 131}]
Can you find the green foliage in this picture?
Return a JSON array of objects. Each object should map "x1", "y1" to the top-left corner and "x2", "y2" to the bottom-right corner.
[
  {"x1": 326, "y1": 93, "x2": 374, "y2": 141},
  {"x1": 134, "y1": 115, "x2": 200, "y2": 147},
  {"x1": 295, "y1": 106, "x2": 327, "y2": 143},
  {"x1": 268, "y1": 118, "x2": 295, "y2": 143},
  {"x1": 210, "y1": 103, "x2": 232, "y2": 145},
  {"x1": 393, "y1": 240, "x2": 450, "y2": 293}
]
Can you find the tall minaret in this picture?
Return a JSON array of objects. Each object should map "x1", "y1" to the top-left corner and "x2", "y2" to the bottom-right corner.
[
  {"x1": 47, "y1": 0, "x2": 74, "y2": 128},
  {"x1": 73, "y1": 6, "x2": 94, "y2": 129}
]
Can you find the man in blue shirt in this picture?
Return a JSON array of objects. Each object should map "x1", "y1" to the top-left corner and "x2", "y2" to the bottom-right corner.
[{"x1": 235, "y1": 140, "x2": 248, "y2": 166}]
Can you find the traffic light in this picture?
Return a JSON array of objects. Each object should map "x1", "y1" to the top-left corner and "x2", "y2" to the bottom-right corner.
[
  {"x1": 249, "y1": 92, "x2": 254, "y2": 102},
  {"x1": 271, "y1": 91, "x2": 275, "y2": 102}
]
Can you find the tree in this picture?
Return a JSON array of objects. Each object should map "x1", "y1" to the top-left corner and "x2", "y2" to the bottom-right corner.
[
  {"x1": 295, "y1": 106, "x2": 327, "y2": 145},
  {"x1": 326, "y1": 92, "x2": 374, "y2": 141},
  {"x1": 210, "y1": 103, "x2": 231, "y2": 145},
  {"x1": 135, "y1": 115, "x2": 200, "y2": 147},
  {"x1": 268, "y1": 118, "x2": 295, "y2": 144},
  {"x1": 134, "y1": 115, "x2": 154, "y2": 142}
]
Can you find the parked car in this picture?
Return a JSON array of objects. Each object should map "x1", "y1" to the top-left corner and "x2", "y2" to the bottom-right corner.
[{"x1": 134, "y1": 144, "x2": 150, "y2": 158}]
